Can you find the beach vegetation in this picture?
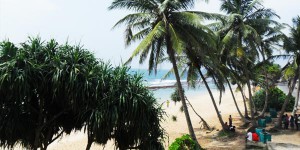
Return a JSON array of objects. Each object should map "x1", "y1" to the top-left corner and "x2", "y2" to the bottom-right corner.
[
  {"x1": 253, "y1": 87, "x2": 295, "y2": 112},
  {"x1": 169, "y1": 134, "x2": 200, "y2": 150},
  {"x1": 0, "y1": 38, "x2": 165, "y2": 150},
  {"x1": 277, "y1": 15, "x2": 300, "y2": 127},
  {"x1": 217, "y1": 130, "x2": 236, "y2": 138},
  {"x1": 217, "y1": 0, "x2": 280, "y2": 125},
  {"x1": 171, "y1": 87, "x2": 185, "y2": 104},
  {"x1": 172, "y1": 115, "x2": 177, "y2": 122}
]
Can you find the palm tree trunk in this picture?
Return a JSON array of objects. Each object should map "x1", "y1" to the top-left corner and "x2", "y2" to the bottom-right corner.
[
  {"x1": 226, "y1": 78, "x2": 247, "y2": 121},
  {"x1": 166, "y1": 36, "x2": 199, "y2": 147},
  {"x1": 292, "y1": 69, "x2": 300, "y2": 115},
  {"x1": 246, "y1": 77, "x2": 257, "y2": 126},
  {"x1": 198, "y1": 69, "x2": 226, "y2": 130},
  {"x1": 185, "y1": 97, "x2": 211, "y2": 130},
  {"x1": 237, "y1": 83, "x2": 249, "y2": 118},
  {"x1": 276, "y1": 69, "x2": 299, "y2": 128},
  {"x1": 86, "y1": 126, "x2": 93, "y2": 150},
  {"x1": 258, "y1": 48, "x2": 269, "y2": 117}
]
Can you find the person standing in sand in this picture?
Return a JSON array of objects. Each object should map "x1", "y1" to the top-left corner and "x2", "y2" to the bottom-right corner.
[
  {"x1": 295, "y1": 114, "x2": 299, "y2": 130},
  {"x1": 298, "y1": 114, "x2": 300, "y2": 130},
  {"x1": 283, "y1": 114, "x2": 289, "y2": 129},
  {"x1": 229, "y1": 115, "x2": 233, "y2": 127},
  {"x1": 290, "y1": 115, "x2": 294, "y2": 129}
]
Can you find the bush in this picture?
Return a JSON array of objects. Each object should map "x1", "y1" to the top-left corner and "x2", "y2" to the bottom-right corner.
[
  {"x1": 169, "y1": 134, "x2": 200, "y2": 150},
  {"x1": 170, "y1": 87, "x2": 185, "y2": 104},
  {"x1": 253, "y1": 87, "x2": 295, "y2": 112}
]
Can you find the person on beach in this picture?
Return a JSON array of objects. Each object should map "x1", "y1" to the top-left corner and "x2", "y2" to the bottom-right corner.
[
  {"x1": 290, "y1": 115, "x2": 294, "y2": 129},
  {"x1": 283, "y1": 114, "x2": 289, "y2": 129},
  {"x1": 298, "y1": 114, "x2": 300, "y2": 130},
  {"x1": 282, "y1": 114, "x2": 286, "y2": 128},
  {"x1": 229, "y1": 115, "x2": 233, "y2": 127},
  {"x1": 166, "y1": 100, "x2": 170, "y2": 108},
  {"x1": 224, "y1": 122, "x2": 230, "y2": 130},
  {"x1": 246, "y1": 132, "x2": 252, "y2": 142},
  {"x1": 295, "y1": 114, "x2": 299, "y2": 130},
  {"x1": 229, "y1": 125, "x2": 236, "y2": 132},
  {"x1": 252, "y1": 132, "x2": 259, "y2": 142}
]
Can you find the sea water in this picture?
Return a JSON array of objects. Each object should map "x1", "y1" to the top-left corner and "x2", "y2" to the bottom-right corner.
[{"x1": 128, "y1": 69, "x2": 218, "y2": 103}]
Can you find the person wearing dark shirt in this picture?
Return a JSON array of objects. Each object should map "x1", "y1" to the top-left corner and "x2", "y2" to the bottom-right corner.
[
  {"x1": 229, "y1": 115, "x2": 233, "y2": 127},
  {"x1": 284, "y1": 114, "x2": 289, "y2": 129},
  {"x1": 290, "y1": 115, "x2": 294, "y2": 129},
  {"x1": 295, "y1": 114, "x2": 299, "y2": 130}
]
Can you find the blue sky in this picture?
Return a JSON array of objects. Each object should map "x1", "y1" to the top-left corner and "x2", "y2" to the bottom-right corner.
[{"x1": 0, "y1": 0, "x2": 300, "y2": 69}]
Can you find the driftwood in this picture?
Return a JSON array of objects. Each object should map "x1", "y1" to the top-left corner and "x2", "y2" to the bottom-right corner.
[{"x1": 185, "y1": 97, "x2": 211, "y2": 131}]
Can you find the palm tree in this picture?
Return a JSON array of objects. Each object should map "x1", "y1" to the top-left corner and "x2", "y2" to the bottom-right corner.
[
  {"x1": 251, "y1": 18, "x2": 284, "y2": 117},
  {"x1": 218, "y1": 0, "x2": 279, "y2": 125},
  {"x1": 109, "y1": 0, "x2": 218, "y2": 146},
  {"x1": 173, "y1": 44, "x2": 228, "y2": 130},
  {"x1": 276, "y1": 16, "x2": 300, "y2": 128}
]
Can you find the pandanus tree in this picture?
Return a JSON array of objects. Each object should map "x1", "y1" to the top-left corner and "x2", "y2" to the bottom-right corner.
[
  {"x1": 0, "y1": 38, "x2": 165, "y2": 150},
  {"x1": 276, "y1": 16, "x2": 300, "y2": 128},
  {"x1": 109, "y1": 0, "x2": 219, "y2": 146},
  {"x1": 0, "y1": 38, "x2": 92, "y2": 149},
  {"x1": 84, "y1": 66, "x2": 165, "y2": 150}
]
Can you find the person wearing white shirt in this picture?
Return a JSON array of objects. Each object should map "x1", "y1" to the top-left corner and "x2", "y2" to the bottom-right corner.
[{"x1": 247, "y1": 132, "x2": 252, "y2": 141}]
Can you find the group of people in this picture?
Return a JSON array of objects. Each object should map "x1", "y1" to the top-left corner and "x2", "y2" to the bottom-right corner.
[
  {"x1": 224, "y1": 115, "x2": 236, "y2": 132},
  {"x1": 282, "y1": 114, "x2": 300, "y2": 130}
]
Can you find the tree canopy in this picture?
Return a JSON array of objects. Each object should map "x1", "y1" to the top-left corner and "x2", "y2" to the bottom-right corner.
[{"x1": 0, "y1": 38, "x2": 165, "y2": 150}]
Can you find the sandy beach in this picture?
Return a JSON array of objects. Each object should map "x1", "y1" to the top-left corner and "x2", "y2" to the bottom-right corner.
[{"x1": 10, "y1": 85, "x2": 300, "y2": 150}]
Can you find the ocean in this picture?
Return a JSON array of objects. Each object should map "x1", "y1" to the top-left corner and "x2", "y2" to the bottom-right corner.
[
  {"x1": 128, "y1": 69, "x2": 300, "y2": 107},
  {"x1": 128, "y1": 69, "x2": 217, "y2": 103}
]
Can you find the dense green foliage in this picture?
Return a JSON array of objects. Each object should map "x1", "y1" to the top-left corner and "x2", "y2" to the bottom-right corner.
[
  {"x1": 253, "y1": 87, "x2": 295, "y2": 112},
  {"x1": 170, "y1": 87, "x2": 185, "y2": 104},
  {"x1": 253, "y1": 63, "x2": 282, "y2": 87},
  {"x1": 0, "y1": 38, "x2": 165, "y2": 150},
  {"x1": 169, "y1": 134, "x2": 199, "y2": 150}
]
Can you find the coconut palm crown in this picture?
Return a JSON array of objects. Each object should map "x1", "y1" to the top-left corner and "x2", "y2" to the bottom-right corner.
[{"x1": 109, "y1": 0, "x2": 219, "y2": 146}]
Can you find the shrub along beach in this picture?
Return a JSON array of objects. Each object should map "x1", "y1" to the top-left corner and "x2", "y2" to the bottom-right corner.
[{"x1": 1, "y1": 0, "x2": 300, "y2": 149}]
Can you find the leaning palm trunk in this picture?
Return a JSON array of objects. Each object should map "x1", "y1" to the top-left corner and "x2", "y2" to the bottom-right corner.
[
  {"x1": 166, "y1": 38, "x2": 200, "y2": 148},
  {"x1": 246, "y1": 75, "x2": 257, "y2": 126},
  {"x1": 258, "y1": 52, "x2": 269, "y2": 117},
  {"x1": 292, "y1": 70, "x2": 300, "y2": 115},
  {"x1": 237, "y1": 83, "x2": 249, "y2": 118},
  {"x1": 185, "y1": 97, "x2": 211, "y2": 130},
  {"x1": 277, "y1": 70, "x2": 299, "y2": 128},
  {"x1": 198, "y1": 69, "x2": 226, "y2": 130},
  {"x1": 226, "y1": 78, "x2": 248, "y2": 122}
]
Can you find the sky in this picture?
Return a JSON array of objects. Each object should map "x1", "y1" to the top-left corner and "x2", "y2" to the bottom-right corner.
[{"x1": 0, "y1": 0, "x2": 300, "y2": 69}]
